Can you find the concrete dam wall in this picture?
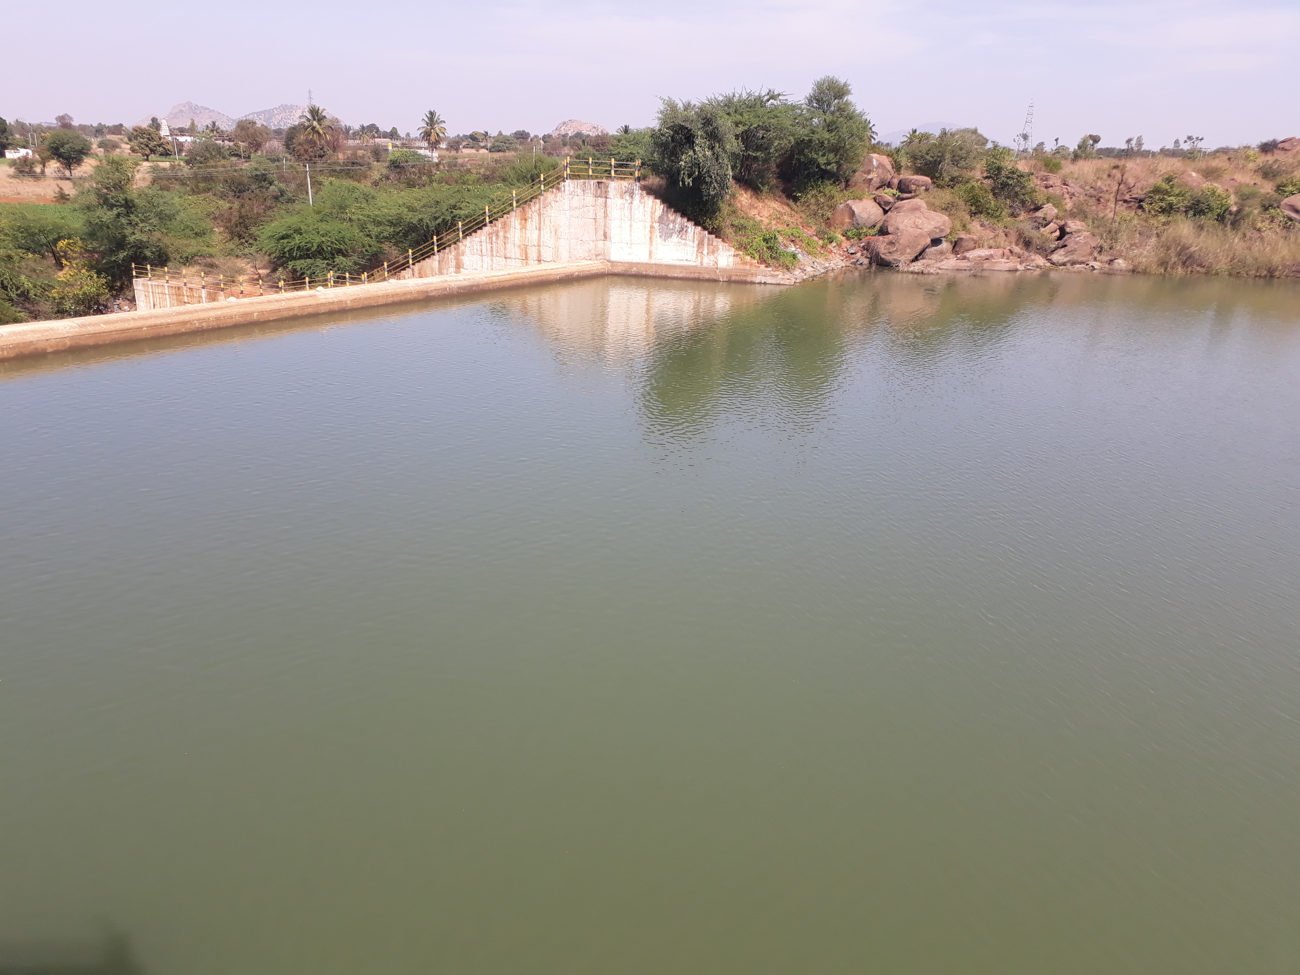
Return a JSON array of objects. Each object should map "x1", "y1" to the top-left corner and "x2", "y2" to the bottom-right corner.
[{"x1": 400, "y1": 179, "x2": 774, "y2": 281}]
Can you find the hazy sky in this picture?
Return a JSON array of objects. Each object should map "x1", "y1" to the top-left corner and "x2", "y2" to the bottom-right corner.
[{"x1": 8, "y1": 0, "x2": 1297, "y2": 147}]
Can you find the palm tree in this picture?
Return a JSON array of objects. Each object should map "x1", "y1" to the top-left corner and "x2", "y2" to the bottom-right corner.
[
  {"x1": 419, "y1": 110, "x2": 447, "y2": 150},
  {"x1": 294, "y1": 103, "x2": 337, "y2": 160}
]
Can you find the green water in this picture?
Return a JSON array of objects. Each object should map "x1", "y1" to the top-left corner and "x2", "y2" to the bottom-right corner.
[{"x1": 2, "y1": 272, "x2": 1298, "y2": 974}]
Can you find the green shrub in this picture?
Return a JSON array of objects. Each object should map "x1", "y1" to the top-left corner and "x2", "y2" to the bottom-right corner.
[
  {"x1": 1037, "y1": 154, "x2": 1063, "y2": 174},
  {"x1": 842, "y1": 225, "x2": 879, "y2": 240},
  {"x1": 984, "y1": 149, "x2": 1040, "y2": 213},
  {"x1": 1188, "y1": 185, "x2": 1232, "y2": 222},
  {"x1": 1275, "y1": 176, "x2": 1300, "y2": 198},
  {"x1": 903, "y1": 128, "x2": 989, "y2": 185},
  {"x1": 954, "y1": 180, "x2": 1005, "y2": 220},
  {"x1": 1143, "y1": 175, "x2": 1194, "y2": 216}
]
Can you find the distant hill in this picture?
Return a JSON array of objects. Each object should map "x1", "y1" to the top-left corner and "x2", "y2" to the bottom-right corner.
[
  {"x1": 550, "y1": 119, "x2": 607, "y2": 138},
  {"x1": 149, "y1": 102, "x2": 308, "y2": 133},
  {"x1": 239, "y1": 104, "x2": 307, "y2": 130},
  {"x1": 157, "y1": 102, "x2": 236, "y2": 132}
]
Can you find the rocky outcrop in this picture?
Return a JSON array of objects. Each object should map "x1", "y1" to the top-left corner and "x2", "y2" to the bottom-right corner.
[
  {"x1": 1276, "y1": 137, "x2": 1300, "y2": 154},
  {"x1": 952, "y1": 234, "x2": 979, "y2": 255},
  {"x1": 920, "y1": 246, "x2": 1050, "y2": 273},
  {"x1": 1280, "y1": 194, "x2": 1300, "y2": 223},
  {"x1": 829, "y1": 199, "x2": 885, "y2": 231},
  {"x1": 873, "y1": 193, "x2": 896, "y2": 212},
  {"x1": 1031, "y1": 204, "x2": 1057, "y2": 225},
  {"x1": 851, "y1": 153, "x2": 896, "y2": 192},
  {"x1": 881, "y1": 199, "x2": 951, "y2": 239},
  {"x1": 1049, "y1": 231, "x2": 1102, "y2": 266},
  {"x1": 866, "y1": 231, "x2": 934, "y2": 267},
  {"x1": 896, "y1": 175, "x2": 933, "y2": 194}
]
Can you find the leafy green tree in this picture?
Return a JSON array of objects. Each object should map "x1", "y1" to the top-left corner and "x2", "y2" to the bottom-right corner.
[
  {"x1": 76, "y1": 156, "x2": 211, "y2": 285},
  {"x1": 782, "y1": 76, "x2": 874, "y2": 190},
  {"x1": 42, "y1": 130, "x2": 93, "y2": 176},
  {"x1": 706, "y1": 89, "x2": 795, "y2": 191},
  {"x1": 1073, "y1": 133, "x2": 1101, "y2": 160},
  {"x1": 0, "y1": 204, "x2": 85, "y2": 262},
  {"x1": 0, "y1": 116, "x2": 11, "y2": 152},
  {"x1": 128, "y1": 125, "x2": 169, "y2": 159},
  {"x1": 903, "y1": 128, "x2": 989, "y2": 185},
  {"x1": 231, "y1": 119, "x2": 270, "y2": 157},
  {"x1": 650, "y1": 99, "x2": 737, "y2": 215},
  {"x1": 419, "y1": 110, "x2": 447, "y2": 150},
  {"x1": 185, "y1": 140, "x2": 234, "y2": 167}
]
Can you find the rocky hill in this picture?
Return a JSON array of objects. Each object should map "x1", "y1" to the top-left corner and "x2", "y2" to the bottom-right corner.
[
  {"x1": 157, "y1": 102, "x2": 236, "y2": 131},
  {"x1": 550, "y1": 119, "x2": 607, "y2": 138},
  {"x1": 240, "y1": 104, "x2": 307, "y2": 130},
  {"x1": 152, "y1": 102, "x2": 307, "y2": 132}
]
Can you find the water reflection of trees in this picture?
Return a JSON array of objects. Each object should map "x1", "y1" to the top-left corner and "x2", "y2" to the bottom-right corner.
[
  {"x1": 495, "y1": 270, "x2": 1300, "y2": 443},
  {"x1": 0, "y1": 928, "x2": 144, "y2": 975}
]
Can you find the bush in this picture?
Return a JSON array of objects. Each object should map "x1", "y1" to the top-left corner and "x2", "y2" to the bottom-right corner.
[
  {"x1": 780, "y1": 76, "x2": 873, "y2": 190},
  {"x1": 1187, "y1": 185, "x2": 1232, "y2": 222},
  {"x1": 955, "y1": 180, "x2": 1005, "y2": 220},
  {"x1": 1143, "y1": 175, "x2": 1194, "y2": 216},
  {"x1": 984, "y1": 149, "x2": 1040, "y2": 213},
  {"x1": 1275, "y1": 176, "x2": 1300, "y2": 198},
  {"x1": 903, "y1": 128, "x2": 989, "y2": 186},
  {"x1": 184, "y1": 140, "x2": 235, "y2": 167},
  {"x1": 1036, "y1": 154, "x2": 1063, "y2": 174},
  {"x1": 49, "y1": 263, "x2": 110, "y2": 316}
]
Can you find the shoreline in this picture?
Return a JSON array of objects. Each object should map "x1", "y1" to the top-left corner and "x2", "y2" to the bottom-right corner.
[{"x1": 0, "y1": 260, "x2": 788, "y2": 362}]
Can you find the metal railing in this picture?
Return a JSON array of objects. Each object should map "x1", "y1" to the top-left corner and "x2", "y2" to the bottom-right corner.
[{"x1": 132, "y1": 158, "x2": 642, "y2": 300}]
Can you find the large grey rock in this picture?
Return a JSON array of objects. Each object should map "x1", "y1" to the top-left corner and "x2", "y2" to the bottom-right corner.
[
  {"x1": 896, "y1": 174, "x2": 933, "y2": 194},
  {"x1": 828, "y1": 199, "x2": 886, "y2": 231},
  {"x1": 873, "y1": 193, "x2": 896, "y2": 212},
  {"x1": 881, "y1": 198, "x2": 951, "y2": 240},
  {"x1": 1060, "y1": 219, "x2": 1089, "y2": 235},
  {"x1": 850, "y1": 152, "x2": 896, "y2": 192},
  {"x1": 867, "y1": 230, "x2": 933, "y2": 267},
  {"x1": 1280, "y1": 193, "x2": 1300, "y2": 223},
  {"x1": 921, "y1": 240, "x2": 953, "y2": 260},
  {"x1": 1049, "y1": 231, "x2": 1102, "y2": 266}
]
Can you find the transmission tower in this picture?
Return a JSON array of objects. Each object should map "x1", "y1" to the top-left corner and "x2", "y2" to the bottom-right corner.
[{"x1": 1015, "y1": 101, "x2": 1035, "y2": 155}]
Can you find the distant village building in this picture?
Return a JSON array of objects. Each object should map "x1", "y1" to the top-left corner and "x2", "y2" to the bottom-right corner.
[{"x1": 4, "y1": 147, "x2": 33, "y2": 159}]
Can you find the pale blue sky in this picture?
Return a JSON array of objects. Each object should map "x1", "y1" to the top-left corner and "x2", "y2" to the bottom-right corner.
[{"x1": 8, "y1": 0, "x2": 1297, "y2": 147}]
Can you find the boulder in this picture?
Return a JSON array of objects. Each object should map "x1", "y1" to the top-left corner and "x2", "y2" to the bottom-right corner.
[
  {"x1": 866, "y1": 230, "x2": 934, "y2": 267},
  {"x1": 828, "y1": 199, "x2": 886, "y2": 231},
  {"x1": 881, "y1": 199, "x2": 952, "y2": 240},
  {"x1": 896, "y1": 175, "x2": 933, "y2": 194},
  {"x1": 1031, "y1": 204, "x2": 1058, "y2": 225},
  {"x1": 1060, "y1": 219, "x2": 1089, "y2": 236},
  {"x1": 1276, "y1": 137, "x2": 1300, "y2": 154},
  {"x1": 1042, "y1": 221, "x2": 1062, "y2": 238},
  {"x1": 1049, "y1": 231, "x2": 1102, "y2": 266},
  {"x1": 1280, "y1": 193, "x2": 1300, "y2": 223},
  {"x1": 952, "y1": 234, "x2": 979, "y2": 255},
  {"x1": 873, "y1": 193, "x2": 896, "y2": 212},
  {"x1": 850, "y1": 152, "x2": 896, "y2": 192},
  {"x1": 921, "y1": 240, "x2": 952, "y2": 261}
]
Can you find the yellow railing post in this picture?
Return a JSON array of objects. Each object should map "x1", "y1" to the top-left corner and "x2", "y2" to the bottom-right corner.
[
  {"x1": 408, "y1": 248, "x2": 414, "y2": 267},
  {"x1": 458, "y1": 221, "x2": 463, "y2": 241},
  {"x1": 512, "y1": 189, "x2": 517, "y2": 209},
  {"x1": 383, "y1": 260, "x2": 389, "y2": 279}
]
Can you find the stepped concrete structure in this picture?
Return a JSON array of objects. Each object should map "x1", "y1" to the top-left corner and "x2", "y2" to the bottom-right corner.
[{"x1": 397, "y1": 179, "x2": 777, "y2": 282}]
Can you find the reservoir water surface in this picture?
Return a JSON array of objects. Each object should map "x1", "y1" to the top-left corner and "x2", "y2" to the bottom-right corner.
[{"x1": 2, "y1": 272, "x2": 1298, "y2": 974}]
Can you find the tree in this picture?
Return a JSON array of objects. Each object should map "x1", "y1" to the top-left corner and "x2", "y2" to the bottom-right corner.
[
  {"x1": 707, "y1": 89, "x2": 795, "y2": 191},
  {"x1": 55, "y1": 113, "x2": 75, "y2": 130},
  {"x1": 1073, "y1": 133, "x2": 1101, "y2": 160},
  {"x1": 288, "y1": 104, "x2": 338, "y2": 162},
  {"x1": 649, "y1": 98, "x2": 737, "y2": 215},
  {"x1": 0, "y1": 116, "x2": 12, "y2": 152},
  {"x1": 903, "y1": 128, "x2": 989, "y2": 185},
  {"x1": 231, "y1": 119, "x2": 270, "y2": 157},
  {"x1": 782, "y1": 76, "x2": 873, "y2": 189},
  {"x1": 419, "y1": 110, "x2": 447, "y2": 150},
  {"x1": 43, "y1": 130, "x2": 93, "y2": 176},
  {"x1": 128, "y1": 125, "x2": 169, "y2": 160}
]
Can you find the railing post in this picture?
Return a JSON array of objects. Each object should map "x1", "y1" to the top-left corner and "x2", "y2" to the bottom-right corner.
[
  {"x1": 588, "y1": 156, "x2": 592, "y2": 177},
  {"x1": 383, "y1": 260, "x2": 389, "y2": 279},
  {"x1": 432, "y1": 237, "x2": 438, "y2": 256},
  {"x1": 611, "y1": 158, "x2": 615, "y2": 178},
  {"x1": 344, "y1": 271, "x2": 351, "y2": 286},
  {"x1": 564, "y1": 157, "x2": 569, "y2": 180},
  {"x1": 362, "y1": 272, "x2": 368, "y2": 285},
  {"x1": 279, "y1": 278, "x2": 285, "y2": 294},
  {"x1": 458, "y1": 221, "x2": 463, "y2": 241},
  {"x1": 409, "y1": 248, "x2": 414, "y2": 267},
  {"x1": 327, "y1": 271, "x2": 334, "y2": 288},
  {"x1": 513, "y1": 189, "x2": 517, "y2": 209},
  {"x1": 636, "y1": 159, "x2": 642, "y2": 181},
  {"x1": 485, "y1": 204, "x2": 490, "y2": 226}
]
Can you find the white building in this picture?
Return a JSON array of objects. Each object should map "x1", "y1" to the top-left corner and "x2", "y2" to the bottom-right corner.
[{"x1": 4, "y1": 147, "x2": 33, "y2": 159}]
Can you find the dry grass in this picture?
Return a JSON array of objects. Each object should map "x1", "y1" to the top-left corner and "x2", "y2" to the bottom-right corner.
[{"x1": 1105, "y1": 216, "x2": 1300, "y2": 278}]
